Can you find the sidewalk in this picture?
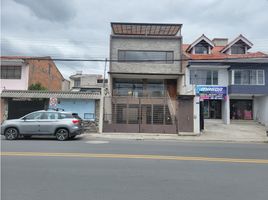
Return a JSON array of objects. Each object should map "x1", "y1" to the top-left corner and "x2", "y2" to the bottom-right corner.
[{"x1": 85, "y1": 120, "x2": 268, "y2": 143}]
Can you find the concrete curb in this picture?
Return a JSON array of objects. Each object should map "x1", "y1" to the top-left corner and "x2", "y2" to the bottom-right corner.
[{"x1": 82, "y1": 133, "x2": 268, "y2": 143}]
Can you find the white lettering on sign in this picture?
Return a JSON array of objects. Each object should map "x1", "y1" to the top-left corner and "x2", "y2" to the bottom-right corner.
[{"x1": 199, "y1": 87, "x2": 223, "y2": 92}]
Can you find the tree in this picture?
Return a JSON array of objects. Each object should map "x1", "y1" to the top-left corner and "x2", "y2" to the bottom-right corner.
[{"x1": 28, "y1": 83, "x2": 47, "y2": 90}]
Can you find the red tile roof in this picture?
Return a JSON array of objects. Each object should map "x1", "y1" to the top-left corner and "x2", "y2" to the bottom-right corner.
[{"x1": 182, "y1": 44, "x2": 268, "y2": 60}]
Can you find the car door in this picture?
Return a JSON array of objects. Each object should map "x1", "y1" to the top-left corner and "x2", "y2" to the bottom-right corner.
[
  {"x1": 39, "y1": 112, "x2": 58, "y2": 134},
  {"x1": 19, "y1": 112, "x2": 42, "y2": 134}
]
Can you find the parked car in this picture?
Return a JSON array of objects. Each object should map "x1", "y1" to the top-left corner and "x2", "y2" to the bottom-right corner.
[{"x1": 1, "y1": 110, "x2": 84, "y2": 141}]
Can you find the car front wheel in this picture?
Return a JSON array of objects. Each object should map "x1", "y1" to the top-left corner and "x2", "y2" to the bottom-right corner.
[
  {"x1": 5, "y1": 128, "x2": 19, "y2": 140},
  {"x1": 55, "y1": 129, "x2": 69, "y2": 141}
]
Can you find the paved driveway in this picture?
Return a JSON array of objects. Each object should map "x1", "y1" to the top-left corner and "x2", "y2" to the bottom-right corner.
[{"x1": 203, "y1": 119, "x2": 268, "y2": 142}]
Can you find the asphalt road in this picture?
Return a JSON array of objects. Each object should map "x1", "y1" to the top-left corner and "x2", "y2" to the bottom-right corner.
[{"x1": 1, "y1": 135, "x2": 268, "y2": 200}]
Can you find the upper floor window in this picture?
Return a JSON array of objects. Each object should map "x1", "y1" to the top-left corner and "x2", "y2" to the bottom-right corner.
[
  {"x1": 1, "y1": 66, "x2": 22, "y2": 79},
  {"x1": 194, "y1": 41, "x2": 210, "y2": 54},
  {"x1": 74, "y1": 78, "x2": 81, "y2": 87},
  {"x1": 230, "y1": 41, "x2": 246, "y2": 54},
  {"x1": 190, "y1": 70, "x2": 218, "y2": 85},
  {"x1": 233, "y1": 70, "x2": 264, "y2": 85},
  {"x1": 118, "y1": 50, "x2": 174, "y2": 63}
]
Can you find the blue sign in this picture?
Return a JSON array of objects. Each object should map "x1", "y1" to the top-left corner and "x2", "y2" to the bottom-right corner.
[{"x1": 196, "y1": 86, "x2": 227, "y2": 100}]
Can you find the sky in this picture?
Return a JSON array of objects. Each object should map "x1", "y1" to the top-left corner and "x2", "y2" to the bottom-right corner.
[{"x1": 1, "y1": 0, "x2": 268, "y2": 78}]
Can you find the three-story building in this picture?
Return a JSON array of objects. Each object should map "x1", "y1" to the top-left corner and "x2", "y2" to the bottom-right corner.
[{"x1": 103, "y1": 22, "x2": 195, "y2": 133}]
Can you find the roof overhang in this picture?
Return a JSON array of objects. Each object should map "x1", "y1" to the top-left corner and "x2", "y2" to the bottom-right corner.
[
  {"x1": 1, "y1": 90, "x2": 101, "y2": 100},
  {"x1": 111, "y1": 22, "x2": 182, "y2": 36}
]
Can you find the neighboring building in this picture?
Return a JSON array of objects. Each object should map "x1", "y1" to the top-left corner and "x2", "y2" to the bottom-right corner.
[
  {"x1": 69, "y1": 72, "x2": 107, "y2": 92},
  {"x1": 0, "y1": 90, "x2": 101, "y2": 132},
  {"x1": 0, "y1": 56, "x2": 64, "y2": 92},
  {"x1": 227, "y1": 58, "x2": 268, "y2": 126},
  {"x1": 103, "y1": 22, "x2": 196, "y2": 133},
  {"x1": 62, "y1": 78, "x2": 71, "y2": 91},
  {"x1": 184, "y1": 35, "x2": 268, "y2": 126},
  {"x1": 0, "y1": 56, "x2": 64, "y2": 122}
]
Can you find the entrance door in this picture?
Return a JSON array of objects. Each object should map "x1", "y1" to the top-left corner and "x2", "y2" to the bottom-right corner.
[
  {"x1": 178, "y1": 98, "x2": 193, "y2": 132},
  {"x1": 209, "y1": 100, "x2": 222, "y2": 119},
  {"x1": 204, "y1": 100, "x2": 222, "y2": 119}
]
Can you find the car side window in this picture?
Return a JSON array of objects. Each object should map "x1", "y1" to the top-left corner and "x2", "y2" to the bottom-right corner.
[
  {"x1": 25, "y1": 112, "x2": 43, "y2": 120},
  {"x1": 40, "y1": 113, "x2": 48, "y2": 120},
  {"x1": 59, "y1": 113, "x2": 73, "y2": 119},
  {"x1": 47, "y1": 113, "x2": 58, "y2": 120}
]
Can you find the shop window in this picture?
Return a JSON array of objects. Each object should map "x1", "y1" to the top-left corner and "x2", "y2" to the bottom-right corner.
[{"x1": 230, "y1": 100, "x2": 253, "y2": 120}]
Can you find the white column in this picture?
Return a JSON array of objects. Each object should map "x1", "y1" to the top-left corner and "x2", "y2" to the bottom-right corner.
[
  {"x1": 98, "y1": 87, "x2": 104, "y2": 134},
  {"x1": 193, "y1": 96, "x2": 200, "y2": 133},
  {"x1": 223, "y1": 95, "x2": 230, "y2": 125}
]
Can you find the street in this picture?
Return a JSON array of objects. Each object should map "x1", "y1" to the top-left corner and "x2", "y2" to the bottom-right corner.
[{"x1": 1, "y1": 135, "x2": 268, "y2": 200}]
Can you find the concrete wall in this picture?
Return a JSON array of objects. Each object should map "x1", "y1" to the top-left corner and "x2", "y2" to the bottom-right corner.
[
  {"x1": 253, "y1": 96, "x2": 268, "y2": 126},
  {"x1": 110, "y1": 36, "x2": 182, "y2": 74},
  {"x1": 0, "y1": 61, "x2": 29, "y2": 92},
  {"x1": 61, "y1": 79, "x2": 70, "y2": 91},
  {"x1": 69, "y1": 74, "x2": 105, "y2": 89}
]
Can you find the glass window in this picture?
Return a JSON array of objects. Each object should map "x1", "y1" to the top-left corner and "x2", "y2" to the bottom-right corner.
[
  {"x1": 114, "y1": 79, "x2": 143, "y2": 97},
  {"x1": 190, "y1": 70, "x2": 218, "y2": 85},
  {"x1": 118, "y1": 50, "x2": 174, "y2": 63},
  {"x1": 24, "y1": 112, "x2": 43, "y2": 120},
  {"x1": 231, "y1": 40, "x2": 246, "y2": 54},
  {"x1": 257, "y1": 70, "x2": 264, "y2": 85},
  {"x1": 233, "y1": 70, "x2": 264, "y2": 85},
  {"x1": 195, "y1": 41, "x2": 209, "y2": 54},
  {"x1": 231, "y1": 45, "x2": 245, "y2": 54},
  {"x1": 1, "y1": 66, "x2": 22, "y2": 79},
  {"x1": 74, "y1": 79, "x2": 81, "y2": 87},
  {"x1": 59, "y1": 113, "x2": 73, "y2": 119},
  {"x1": 114, "y1": 79, "x2": 165, "y2": 97},
  {"x1": 147, "y1": 80, "x2": 165, "y2": 97},
  {"x1": 234, "y1": 71, "x2": 242, "y2": 85},
  {"x1": 47, "y1": 113, "x2": 59, "y2": 119}
]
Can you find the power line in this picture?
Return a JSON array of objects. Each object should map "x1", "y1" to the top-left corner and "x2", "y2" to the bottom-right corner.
[{"x1": 9, "y1": 57, "x2": 267, "y2": 62}]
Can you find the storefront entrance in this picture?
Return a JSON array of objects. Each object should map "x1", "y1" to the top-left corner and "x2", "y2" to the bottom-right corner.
[
  {"x1": 203, "y1": 100, "x2": 222, "y2": 119},
  {"x1": 230, "y1": 100, "x2": 253, "y2": 120}
]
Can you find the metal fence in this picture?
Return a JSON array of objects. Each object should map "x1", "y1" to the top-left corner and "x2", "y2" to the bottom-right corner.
[{"x1": 103, "y1": 96, "x2": 177, "y2": 133}]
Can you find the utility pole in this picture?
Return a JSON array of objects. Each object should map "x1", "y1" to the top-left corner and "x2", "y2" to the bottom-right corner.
[{"x1": 99, "y1": 58, "x2": 108, "y2": 133}]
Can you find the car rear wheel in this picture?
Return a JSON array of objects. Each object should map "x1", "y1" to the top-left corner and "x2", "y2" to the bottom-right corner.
[
  {"x1": 55, "y1": 128, "x2": 69, "y2": 141},
  {"x1": 5, "y1": 128, "x2": 19, "y2": 140}
]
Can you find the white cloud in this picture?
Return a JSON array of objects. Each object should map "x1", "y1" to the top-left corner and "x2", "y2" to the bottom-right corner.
[{"x1": 1, "y1": 0, "x2": 268, "y2": 76}]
